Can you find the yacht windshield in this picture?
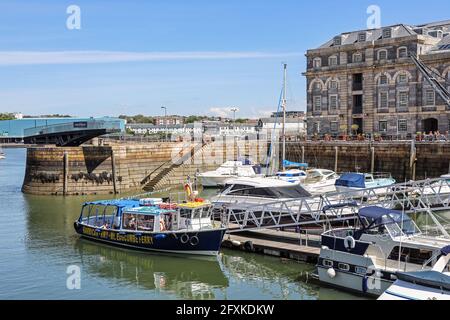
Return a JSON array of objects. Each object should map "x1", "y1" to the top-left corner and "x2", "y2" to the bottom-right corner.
[{"x1": 226, "y1": 184, "x2": 311, "y2": 199}]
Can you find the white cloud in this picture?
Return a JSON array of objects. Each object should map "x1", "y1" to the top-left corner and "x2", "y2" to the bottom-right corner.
[
  {"x1": 0, "y1": 51, "x2": 301, "y2": 66},
  {"x1": 209, "y1": 107, "x2": 231, "y2": 118}
]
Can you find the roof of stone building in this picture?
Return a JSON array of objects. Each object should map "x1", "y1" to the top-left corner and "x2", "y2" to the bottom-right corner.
[
  {"x1": 433, "y1": 35, "x2": 450, "y2": 52},
  {"x1": 317, "y1": 20, "x2": 450, "y2": 49}
]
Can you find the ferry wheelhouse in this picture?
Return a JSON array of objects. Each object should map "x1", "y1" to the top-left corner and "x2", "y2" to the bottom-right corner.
[
  {"x1": 317, "y1": 206, "x2": 450, "y2": 297},
  {"x1": 74, "y1": 199, "x2": 226, "y2": 256}
]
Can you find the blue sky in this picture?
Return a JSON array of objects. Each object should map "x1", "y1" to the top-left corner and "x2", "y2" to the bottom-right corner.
[{"x1": 0, "y1": 0, "x2": 448, "y2": 118}]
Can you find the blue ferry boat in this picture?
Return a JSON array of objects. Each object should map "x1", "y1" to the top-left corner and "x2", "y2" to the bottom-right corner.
[{"x1": 74, "y1": 199, "x2": 227, "y2": 256}]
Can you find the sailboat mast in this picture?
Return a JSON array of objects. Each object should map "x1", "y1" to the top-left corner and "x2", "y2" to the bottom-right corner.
[{"x1": 282, "y1": 63, "x2": 287, "y2": 171}]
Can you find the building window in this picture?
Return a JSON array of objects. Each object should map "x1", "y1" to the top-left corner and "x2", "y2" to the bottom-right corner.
[
  {"x1": 379, "y1": 92, "x2": 389, "y2": 109},
  {"x1": 398, "y1": 74, "x2": 408, "y2": 84},
  {"x1": 329, "y1": 80, "x2": 338, "y2": 90},
  {"x1": 313, "y1": 122, "x2": 320, "y2": 134},
  {"x1": 329, "y1": 56, "x2": 338, "y2": 66},
  {"x1": 313, "y1": 96, "x2": 322, "y2": 111},
  {"x1": 313, "y1": 82, "x2": 322, "y2": 91},
  {"x1": 379, "y1": 121, "x2": 388, "y2": 132},
  {"x1": 330, "y1": 121, "x2": 339, "y2": 132},
  {"x1": 398, "y1": 91, "x2": 409, "y2": 108},
  {"x1": 313, "y1": 58, "x2": 322, "y2": 68},
  {"x1": 333, "y1": 36, "x2": 342, "y2": 46},
  {"x1": 425, "y1": 89, "x2": 435, "y2": 105},
  {"x1": 353, "y1": 53, "x2": 363, "y2": 63},
  {"x1": 329, "y1": 95, "x2": 338, "y2": 110},
  {"x1": 398, "y1": 47, "x2": 408, "y2": 59},
  {"x1": 358, "y1": 33, "x2": 367, "y2": 42},
  {"x1": 379, "y1": 74, "x2": 388, "y2": 85},
  {"x1": 383, "y1": 28, "x2": 392, "y2": 38},
  {"x1": 398, "y1": 120, "x2": 407, "y2": 132},
  {"x1": 378, "y1": 49, "x2": 388, "y2": 60}
]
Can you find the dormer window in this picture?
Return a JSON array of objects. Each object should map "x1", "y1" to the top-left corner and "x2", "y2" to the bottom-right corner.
[
  {"x1": 398, "y1": 74, "x2": 408, "y2": 84},
  {"x1": 334, "y1": 36, "x2": 342, "y2": 46},
  {"x1": 383, "y1": 28, "x2": 392, "y2": 39},
  {"x1": 358, "y1": 33, "x2": 367, "y2": 42},
  {"x1": 379, "y1": 75, "x2": 388, "y2": 85}
]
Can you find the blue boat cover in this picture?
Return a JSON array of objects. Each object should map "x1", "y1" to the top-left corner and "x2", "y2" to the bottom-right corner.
[
  {"x1": 283, "y1": 160, "x2": 308, "y2": 168},
  {"x1": 358, "y1": 206, "x2": 414, "y2": 232},
  {"x1": 442, "y1": 245, "x2": 450, "y2": 256},
  {"x1": 397, "y1": 270, "x2": 450, "y2": 291},
  {"x1": 84, "y1": 199, "x2": 141, "y2": 209},
  {"x1": 335, "y1": 173, "x2": 365, "y2": 188}
]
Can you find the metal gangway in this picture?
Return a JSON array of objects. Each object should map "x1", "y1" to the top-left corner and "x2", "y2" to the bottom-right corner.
[
  {"x1": 214, "y1": 177, "x2": 450, "y2": 235},
  {"x1": 410, "y1": 53, "x2": 450, "y2": 108}
]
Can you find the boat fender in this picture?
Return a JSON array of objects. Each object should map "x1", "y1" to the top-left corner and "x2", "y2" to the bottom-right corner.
[
  {"x1": 344, "y1": 236, "x2": 356, "y2": 251},
  {"x1": 189, "y1": 235, "x2": 199, "y2": 246},
  {"x1": 244, "y1": 241, "x2": 254, "y2": 252},
  {"x1": 327, "y1": 268, "x2": 336, "y2": 278},
  {"x1": 180, "y1": 233, "x2": 190, "y2": 244},
  {"x1": 231, "y1": 240, "x2": 241, "y2": 247},
  {"x1": 362, "y1": 276, "x2": 368, "y2": 293},
  {"x1": 155, "y1": 234, "x2": 167, "y2": 240}
]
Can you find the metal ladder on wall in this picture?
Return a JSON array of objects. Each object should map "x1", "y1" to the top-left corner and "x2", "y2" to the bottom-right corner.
[{"x1": 410, "y1": 53, "x2": 450, "y2": 107}]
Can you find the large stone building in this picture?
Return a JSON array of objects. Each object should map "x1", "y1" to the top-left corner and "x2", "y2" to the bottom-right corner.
[{"x1": 304, "y1": 20, "x2": 450, "y2": 138}]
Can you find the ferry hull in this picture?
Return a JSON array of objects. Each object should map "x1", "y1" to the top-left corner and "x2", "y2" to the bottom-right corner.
[{"x1": 74, "y1": 222, "x2": 226, "y2": 256}]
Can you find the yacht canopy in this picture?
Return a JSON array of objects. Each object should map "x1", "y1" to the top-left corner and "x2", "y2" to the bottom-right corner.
[
  {"x1": 358, "y1": 206, "x2": 412, "y2": 225},
  {"x1": 397, "y1": 270, "x2": 450, "y2": 291},
  {"x1": 442, "y1": 245, "x2": 450, "y2": 256},
  {"x1": 335, "y1": 173, "x2": 365, "y2": 188}
]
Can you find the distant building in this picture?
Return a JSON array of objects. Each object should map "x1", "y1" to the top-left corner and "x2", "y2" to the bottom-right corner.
[
  {"x1": 257, "y1": 117, "x2": 306, "y2": 137},
  {"x1": 154, "y1": 116, "x2": 184, "y2": 126},
  {"x1": 303, "y1": 20, "x2": 450, "y2": 138},
  {"x1": 271, "y1": 111, "x2": 305, "y2": 119}
]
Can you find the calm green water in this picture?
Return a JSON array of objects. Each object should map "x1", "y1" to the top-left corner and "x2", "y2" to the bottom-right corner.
[{"x1": 0, "y1": 148, "x2": 365, "y2": 300}]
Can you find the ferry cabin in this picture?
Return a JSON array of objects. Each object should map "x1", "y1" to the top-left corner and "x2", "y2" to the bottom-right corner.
[{"x1": 74, "y1": 200, "x2": 226, "y2": 256}]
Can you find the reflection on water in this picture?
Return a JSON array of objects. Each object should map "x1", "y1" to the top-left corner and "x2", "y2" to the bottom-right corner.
[
  {"x1": 75, "y1": 239, "x2": 228, "y2": 300},
  {"x1": 1, "y1": 148, "x2": 366, "y2": 300}
]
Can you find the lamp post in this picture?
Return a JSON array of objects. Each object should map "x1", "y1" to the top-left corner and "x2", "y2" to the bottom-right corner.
[
  {"x1": 161, "y1": 106, "x2": 167, "y2": 141},
  {"x1": 230, "y1": 107, "x2": 239, "y2": 126}
]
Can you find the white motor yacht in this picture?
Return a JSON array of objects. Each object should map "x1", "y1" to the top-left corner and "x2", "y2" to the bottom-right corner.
[
  {"x1": 316, "y1": 206, "x2": 450, "y2": 297},
  {"x1": 304, "y1": 169, "x2": 340, "y2": 195},
  {"x1": 198, "y1": 160, "x2": 262, "y2": 187},
  {"x1": 378, "y1": 245, "x2": 450, "y2": 300},
  {"x1": 211, "y1": 177, "x2": 356, "y2": 228}
]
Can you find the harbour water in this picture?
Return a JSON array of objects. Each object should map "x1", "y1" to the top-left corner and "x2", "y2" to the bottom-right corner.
[{"x1": 0, "y1": 148, "x2": 366, "y2": 300}]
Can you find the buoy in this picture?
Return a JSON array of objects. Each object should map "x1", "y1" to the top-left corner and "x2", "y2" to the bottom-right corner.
[
  {"x1": 327, "y1": 268, "x2": 336, "y2": 278},
  {"x1": 344, "y1": 236, "x2": 356, "y2": 250}
]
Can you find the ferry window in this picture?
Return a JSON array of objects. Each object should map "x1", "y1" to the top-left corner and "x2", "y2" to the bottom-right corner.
[
  {"x1": 122, "y1": 214, "x2": 137, "y2": 230},
  {"x1": 136, "y1": 215, "x2": 155, "y2": 231},
  {"x1": 355, "y1": 267, "x2": 367, "y2": 275},
  {"x1": 201, "y1": 207, "x2": 210, "y2": 218},
  {"x1": 191, "y1": 209, "x2": 201, "y2": 219},
  {"x1": 338, "y1": 263, "x2": 350, "y2": 271},
  {"x1": 323, "y1": 260, "x2": 333, "y2": 267}
]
